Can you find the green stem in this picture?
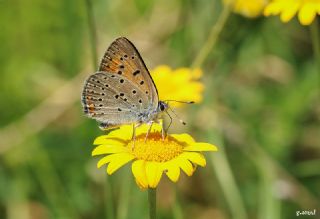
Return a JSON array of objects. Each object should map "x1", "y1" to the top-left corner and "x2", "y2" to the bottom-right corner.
[
  {"x1": 85, "y1": 0, "x2": 98, "y2": 70},
  {"x1": 172, "y1": 188, "x2": 183, "y2": 219},
  {"x1": 116, "y1": 172, "x2": 131, "y2": 219},
  {"x1": 26, "y1": 139, "x2": 77, "y2": 218},
  {"x1": 148, "y1": 188, "x2": 157, "y2": 219},
  {"x1": 256, "y1": 152, "x2": 280, "y2": 219},
  {"x1": 104, "y1": 176, "x2": 115, "y2": 219},
  {"x1": 208, "y1": 133, "x2": 248, "y2": 219},
  {"x1": 310, "y1": 18, "x2": 320, "y2": 97},
  {"x1": 84, "y1": 2, "x2": 115, "y2": 217},
  {"x1": 191, "y1": 5, "x2": 231, "y2": 68}
]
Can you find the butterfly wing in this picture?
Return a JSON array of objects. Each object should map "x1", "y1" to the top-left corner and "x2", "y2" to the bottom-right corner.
[
  {"x1": 82, "y1": 72, "x2": 151, "y2": 128},
  {"x1": 82, "y1": 37, "x2": 160, "y2": 128},
  {"x1": 99, "y1": 37, "x2": 159, "y2": 109}
]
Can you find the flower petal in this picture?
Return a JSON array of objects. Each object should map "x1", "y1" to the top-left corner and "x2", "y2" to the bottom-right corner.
[
  {"x1": 280, "y1": 3, "x2": 299, "y2": 23},
  {"x1": 92, "y1": 145, "x2": 128, "y2": 156},
  {"x1": 163, "y1": 159, "x2": 180, "y2": 182},
  {"x1": 174, "y1": 68, "x2": 194, "y2": 81},
  {"x1": 132, "y1": 160, "x2": 149, "y2": 189},
  {"x1": 146, "y1": 161, "x2": 163, "y2": 188},
  {"x1": 298, "y1": 3, "x2": 317, "y2": 25},
  {"x1": 97, "y1": 153, "x2": 130, "y2": 168},
  {"x1": 183, "y1": 143, "x2": 218, "y2": 152},
  {"x1": 171, "y1": 133, "x2": 195, "y2": 145},
  {"x1": 106, "y1": 125, "x2": 133, "y2": 141},
  {"x1": 181, "y1": 152, "x2": 206, "y2": 167},
  {"x1": 151, "y1": 65, "x2": 172, "y2": 76},
  {"x1": 93, "y1": 135, "x2": 126, "y2": 145},
  {"x1": 264, "y1": 2, "x2": 282, "y2": 16},
  {"x1": 192, "y1": 68, "x2": 202, "y2": 79},
  {"x1": 106, "y1": 153, "x2": 135, "y2": 174},
  {"x1": 177, "y1": 156, "x2": 194, "y2": 176}
]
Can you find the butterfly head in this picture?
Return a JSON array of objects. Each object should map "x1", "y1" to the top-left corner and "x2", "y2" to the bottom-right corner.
[
  {"x1": 159, "y1": 100, "x2": 195, "y2": 126},
  {"x1": 158, "y1": 101, "x2": 169, "y2": 112}
]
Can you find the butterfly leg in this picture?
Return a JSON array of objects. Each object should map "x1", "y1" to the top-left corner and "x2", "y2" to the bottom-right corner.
[
  {"x1": 161, "y1": 112, "x2": 173, "y2": 140},
  {"x1": 131, "y1": 122, "x2": 142, "y2": 150},
  {"x1": 132, "y1": 123, "x2": 136, "y2": 140},
  {"x1": 144, "y1": 121, "x2": 154, "y2": 142},
  {"x1": 161, "y1": 122, "x2": 165, "y2": 140}
]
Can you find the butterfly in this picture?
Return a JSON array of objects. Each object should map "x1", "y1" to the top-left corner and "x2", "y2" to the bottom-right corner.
[{"x1": 81, "y1": 37, "x2": 170, "y2": 139}]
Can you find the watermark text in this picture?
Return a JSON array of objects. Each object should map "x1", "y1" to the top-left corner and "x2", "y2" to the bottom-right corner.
[{"x1": 296, "y1": 209, "x2": 316, "y2": 216}]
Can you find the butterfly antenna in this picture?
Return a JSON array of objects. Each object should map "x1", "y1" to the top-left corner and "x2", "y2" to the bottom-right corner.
[
  {"x1": 167, "y1": 106, "x2": 187, "y2": 125},
  {"x1": 164, "y1": 100, "x2": 195, "y2": 104}
]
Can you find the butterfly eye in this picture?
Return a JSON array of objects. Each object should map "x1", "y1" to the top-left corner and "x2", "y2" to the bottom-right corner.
[{"x1": 159, "y1": 102, "x2": 167, "y2": 111}]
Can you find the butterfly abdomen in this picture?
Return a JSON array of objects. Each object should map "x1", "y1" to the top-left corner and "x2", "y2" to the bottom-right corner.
[{"x1": 99, "y1": 122, "x2": 121, "y2": 130}]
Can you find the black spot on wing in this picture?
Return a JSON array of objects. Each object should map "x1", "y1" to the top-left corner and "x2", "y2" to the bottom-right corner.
[{"x1": 133, "y1": 70, "x2": 140, "y2": 76}]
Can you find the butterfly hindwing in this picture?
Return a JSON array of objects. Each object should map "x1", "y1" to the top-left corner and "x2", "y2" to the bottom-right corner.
[{"x1": 82, "y1": 72, "x2": 150, "y2": 125}]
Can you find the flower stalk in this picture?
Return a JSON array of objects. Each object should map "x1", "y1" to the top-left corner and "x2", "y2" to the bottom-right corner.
[
  {"x1": 310, "y1": 19, "x2": 320, "y2": 93},
  {"x1": 84, "y1": 0, "x2": 98, "y2": 70},
  {"x1": 148, "y1": 188, "x2": 157, "y2": 219},
  {"x1": 191, "y1": 5, "x2": 231, "y2": 68}
]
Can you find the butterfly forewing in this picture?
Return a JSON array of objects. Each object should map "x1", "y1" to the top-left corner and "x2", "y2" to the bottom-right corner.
[{"x1": 99, "y1": 37, "x2": 158, "y2": 108}]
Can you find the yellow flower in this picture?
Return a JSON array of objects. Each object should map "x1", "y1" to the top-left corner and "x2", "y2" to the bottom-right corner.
[
  {"x1": 223, "y1": 0, "x2": 268, "y2": 18},
  {"x1": 92, "y1": 123, "x2": 217, "y2": 189},
  {"x1": 150, "y1": 65, "x2": 204, "y2": 107},
  {"x1": 264, "y1": 0, "x2": 320, "y2": 25}
]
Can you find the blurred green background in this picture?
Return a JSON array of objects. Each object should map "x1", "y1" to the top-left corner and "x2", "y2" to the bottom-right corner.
[{"x1": 0, "y1": 0, "x2": 319, "y2": 219}]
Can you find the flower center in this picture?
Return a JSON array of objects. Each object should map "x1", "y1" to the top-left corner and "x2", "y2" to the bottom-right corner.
[{"x1": 128, "y1": 133, "x2": 183, "y2": 162}]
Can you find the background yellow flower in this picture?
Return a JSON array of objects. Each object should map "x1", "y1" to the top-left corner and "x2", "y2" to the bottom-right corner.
[
  {"x1": 264, "y1": 0, "x2": 320, "y2": 25},
  {"x1": 150, "y1": 65, "x2": 204, "y2": 107},
  {"x1": 223, "y1": 0, "x2": 268, "y2": 17}
]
